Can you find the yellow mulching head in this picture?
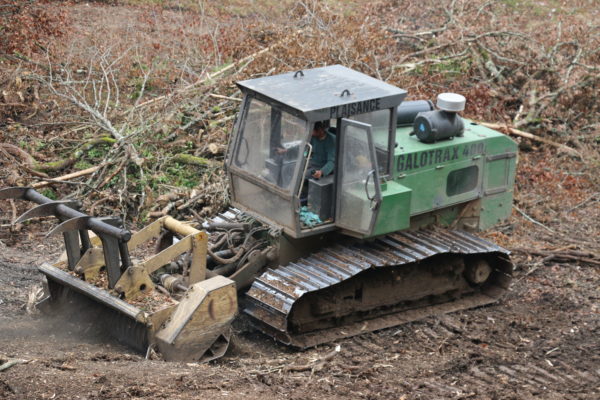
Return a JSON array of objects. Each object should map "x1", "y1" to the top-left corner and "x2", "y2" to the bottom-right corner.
[{"x1": 1, "y1": 187, "x2": 237, "y2": 362}]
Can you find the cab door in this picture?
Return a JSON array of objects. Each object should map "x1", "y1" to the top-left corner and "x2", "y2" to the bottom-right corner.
[{"x1": 335, "y1": 119, "x2": 382, "y2": 237}]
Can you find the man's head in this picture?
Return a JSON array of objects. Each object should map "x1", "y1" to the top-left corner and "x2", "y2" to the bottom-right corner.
[{"x1": 312, "y1": 121, "x2": 328, "y2": 140}]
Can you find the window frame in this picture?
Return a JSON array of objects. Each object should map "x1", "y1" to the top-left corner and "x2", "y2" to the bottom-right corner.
[
  {"x1": 348, "y1": 107, "x2": 396, "y2": 177},
  {"x1": 228, "y1": 94, "x2": 312, "y2": 199}
]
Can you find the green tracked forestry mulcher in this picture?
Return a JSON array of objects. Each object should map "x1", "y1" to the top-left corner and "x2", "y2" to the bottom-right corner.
[{"x1": 1, "y1": 65, "x2": 517, "y2": 361}]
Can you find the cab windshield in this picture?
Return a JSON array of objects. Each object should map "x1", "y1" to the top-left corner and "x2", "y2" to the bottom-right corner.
[{"x1": 233, "y1": 97, "x2": 308, "y2": 192}]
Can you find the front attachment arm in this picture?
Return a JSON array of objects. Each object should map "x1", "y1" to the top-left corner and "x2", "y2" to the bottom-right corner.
[{"x1": 1, "y1": 187, "x2": 132, "y2": 288}]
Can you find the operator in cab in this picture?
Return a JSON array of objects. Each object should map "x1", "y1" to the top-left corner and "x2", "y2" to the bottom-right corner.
[{"x1": 307, "y1": 121, "x2": 336, "y2": 179}]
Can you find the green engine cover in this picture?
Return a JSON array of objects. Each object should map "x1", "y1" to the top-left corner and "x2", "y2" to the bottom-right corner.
[{"x1": 371, "y1": 120, "x2": 517, "y2": 236}]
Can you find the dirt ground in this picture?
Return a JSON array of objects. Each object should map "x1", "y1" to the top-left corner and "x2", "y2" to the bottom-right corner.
[{"x1": 1, "y1": 154, "x2": 599, "y2": 399}]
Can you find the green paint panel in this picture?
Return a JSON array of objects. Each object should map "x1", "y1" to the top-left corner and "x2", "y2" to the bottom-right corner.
[
  {"x1": 486, "y1": 159, "x2": 510, "y2": 189},
  {"x1": 398, "y1": 158, "x2": 484, "y2": 215},
  {"x1": 372, "y1": 181, "x2": 412, "y2": 236},
  {"x1": 479, "y1": 191, "x2": 514, "y2": 229},
  {"x1": 366, "y1": 120, "x2": 517, "y2": 238}
]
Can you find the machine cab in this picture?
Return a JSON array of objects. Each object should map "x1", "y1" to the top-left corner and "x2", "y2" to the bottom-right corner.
[{"x1": 226, "y1": 65, "x2": 407, "y2": 238}]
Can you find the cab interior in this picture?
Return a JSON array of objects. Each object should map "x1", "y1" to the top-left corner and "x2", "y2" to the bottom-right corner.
[{"x1": 227, "y1": 94, "x2": 396, "y2": 238}]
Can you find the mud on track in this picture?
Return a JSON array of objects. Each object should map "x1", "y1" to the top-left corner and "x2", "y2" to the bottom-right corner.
[{"x1": 0, "y1": 227, "x2": 598, "y2": 400}]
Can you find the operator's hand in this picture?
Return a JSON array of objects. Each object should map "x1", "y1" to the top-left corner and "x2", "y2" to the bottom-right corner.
[
  {"x1": 312, "y1": 170, "x2": 323, "y2": 179},
  {"x1": 275, "y1": 147, "x2": 287, "y2": 155}
]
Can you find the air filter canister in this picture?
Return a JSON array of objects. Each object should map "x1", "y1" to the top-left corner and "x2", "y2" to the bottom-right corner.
[{"x1": 412, "y1": 93, "x2": 466, "y2": 143}]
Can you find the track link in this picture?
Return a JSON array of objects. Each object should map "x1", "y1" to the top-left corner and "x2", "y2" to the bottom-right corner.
[{"x1": 244, "y1": 229, "x2": 513, "y2": 348}]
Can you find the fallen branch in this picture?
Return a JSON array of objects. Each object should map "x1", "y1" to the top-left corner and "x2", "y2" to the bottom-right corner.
[
  {"x1": 1, "y1": 138, "x2": 116, "y2": 174},
  {"x1": 172, "y1": 154, "x2": 213, "y2": 167},
  {"x1": 89, "y1": 197, "x2": 111, "y2": 215},
  {"x1": 0, "y1": 103, "x2": 27, "y2": 107},
  {"x1": 0, "y1": 143, "x2": 35, "y2": 165},
  {"x1": 34, "y1": 137, "x2": 117, "y2": 173},
  {"x1": 209, "y1": 93, "x2": 242, "y2": 102},
  {"x1": 31, "y1": 165, "x2": 103, "y2": 189},
  {"x1": 54, "y1": 363, "x2": 76, "y2": 371},
  {"x1": 44, "y1": 79, "x2": 124, "y2": 141},
  {"x1": 22, "y1": 165, "x2": 50, "y2": 179},
  {"x1": 511, "y1": 247, "x2": 600, "y2": 267},
  {"x1": 0, "y1": 358, "x2": 29, "y2": 372},
  {"x1": 391, "y1": 50, "x2": 470, "y2": 75},
  {"x1": 177, "y1": 192, "x2": 206, "y2": 212},
  {"x1": 284, "y1": 345, "x2": 341, "y2": 374},
  {"x1": 513, "y1": 205, "x2": 555, "y2": 233},
  {"x1": 97, "y1": 156, "x2": 128, "y2": 189},
  {"x1": 9, "y1": 199, "x2": 21, "y2": 231},
  {"x1": 209, "y1": 114, "x2": 236, "y2": 127},
  {"x1": 148, "y1": 202, "x2": 177, "y2": 219},
  {"x1": 479, "y1": 122, "x2": 581, "y2": 158},
  {"x1": 566, "y1": 192, "x2": 599, "y2": 212}
]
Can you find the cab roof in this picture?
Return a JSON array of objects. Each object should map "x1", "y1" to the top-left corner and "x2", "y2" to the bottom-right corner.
[{"x1": 236, "y1": 65, "x2": 407, "y2": 121}]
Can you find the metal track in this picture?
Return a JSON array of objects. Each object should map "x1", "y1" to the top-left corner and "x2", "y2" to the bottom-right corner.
[{"x1": 244, "y1": 229, "x2": 513, "y2": 348}]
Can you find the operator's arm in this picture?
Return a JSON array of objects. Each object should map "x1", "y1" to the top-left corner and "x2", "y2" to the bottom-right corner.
[{"x1": 320, "y1": 134, "x2": 336, "y2": 176}]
